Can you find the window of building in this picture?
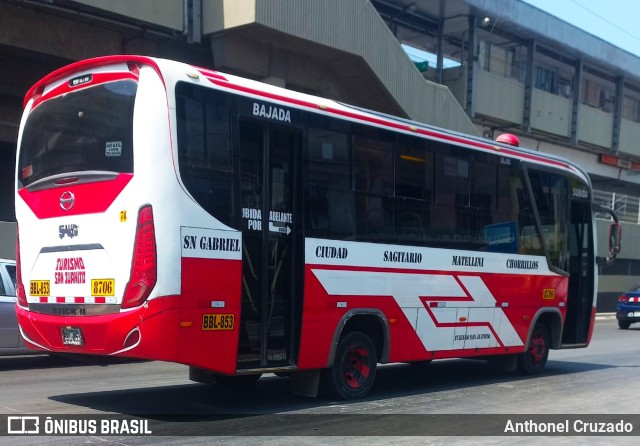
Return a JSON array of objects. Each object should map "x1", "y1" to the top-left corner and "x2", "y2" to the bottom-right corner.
[
  {"x1": 582, "y1": 78, "x2": 615, "y2": 112},
  {"x1": 535, "y1": 65, "x2": 557, "y2": 94},
  {"x1": 558, "y1": 76, "x2": 573, "y2": 98},
  {"x1": 623, "y1": 95, "x2": 640, "y2": 123},
  {"x1": 478, "y1": 40, "x2": 522, "y2": 80}
]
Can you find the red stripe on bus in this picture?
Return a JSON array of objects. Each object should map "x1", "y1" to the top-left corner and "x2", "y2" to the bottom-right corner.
[
  {"x1": 195, "y1": 67, "x2": 227, "y2": 81},
  {"x1": 17, "y1": 173, "x2": 133, "y2": 219},
  {"x1": 95, "y1": 297, "x2": 106, "y2": 304}
]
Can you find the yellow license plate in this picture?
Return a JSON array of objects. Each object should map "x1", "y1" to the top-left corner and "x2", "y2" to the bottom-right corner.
[
  {"x1": 91, "y1": 279, "x2": 115, "y2": 296},
  {"x1": 30, "y1": 280, "x2": 50, "y2": 297},
  {"x1": 202, "y1": 314, "x2": 235, "y2": 330}
]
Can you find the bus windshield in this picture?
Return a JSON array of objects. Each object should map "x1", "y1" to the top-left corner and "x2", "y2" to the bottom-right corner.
[{"x1": 18, "y1": 80, "x2": 136, "y2": 188}]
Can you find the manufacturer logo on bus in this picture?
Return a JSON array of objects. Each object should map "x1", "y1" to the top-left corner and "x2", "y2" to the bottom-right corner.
[
  {"x1": 68, "y1": 74, "x2": 92, "y2": 87},
  {"x1": 60, "y1": 191, "x2": 75, "y2": 211}
]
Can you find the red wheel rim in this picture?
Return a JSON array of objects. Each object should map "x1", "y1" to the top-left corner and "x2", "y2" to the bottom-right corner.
[
  {"x1": 528, "y1": 331, "x2": 546, "y2": 365},
  {"x1": 341, "y1": 346, "x2": 370, "y2": 389}
]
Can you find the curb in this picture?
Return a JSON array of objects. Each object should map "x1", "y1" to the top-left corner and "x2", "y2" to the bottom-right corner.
[{"x1": 595, "y1": 312, "x2": 616, "y2": 320}]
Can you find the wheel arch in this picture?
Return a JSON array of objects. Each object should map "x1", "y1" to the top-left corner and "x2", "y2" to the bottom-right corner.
[
  {"x1": 325, "y1": 309, "x2": 390, "y2": 367},
  {"x1": 528, "y1": 308, "x2": 563, "y2": 349}
]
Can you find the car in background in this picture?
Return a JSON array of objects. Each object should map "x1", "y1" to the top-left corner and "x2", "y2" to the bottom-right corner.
[
  {"x1": 616, "y1": 284, "x2": 640, "y2": 329},
  {"x1": 0, "y1": 258, "x2": 33, "y2": 354}
]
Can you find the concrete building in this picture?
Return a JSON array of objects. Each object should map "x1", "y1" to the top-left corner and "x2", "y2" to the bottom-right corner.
[{"x1": 1, "y1": 0, "x2": 638, "y2": 309}]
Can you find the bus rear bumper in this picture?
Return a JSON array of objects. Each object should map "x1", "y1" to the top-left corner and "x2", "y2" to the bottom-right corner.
[{"x1": 15, "y1": 296, "x2": 181, "y2": 361}]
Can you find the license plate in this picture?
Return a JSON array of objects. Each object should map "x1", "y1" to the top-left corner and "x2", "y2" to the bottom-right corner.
[
  {"x1": 91, "y1": 279, "x2": 115, "y2": 296},
  {"x1": 202, "y1": 314, "x2": 234, "y2": 330},
  {"x1": 61, "y1": 327, "x2": 83, "y2": 346},
  {"x1": 29, "y1": 280, "x2": 50, "y2": 297}
]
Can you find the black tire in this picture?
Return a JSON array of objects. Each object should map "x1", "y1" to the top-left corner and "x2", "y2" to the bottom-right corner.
[
  {"x1": 214, "y1": 373, "x2": 262, "y2": 388},
  {"x1": 517, "y1": 323, "x2": 549, "y2": 375},
  {"x1": 618, "y1": 320, "x2": 631, "y2": 330},
  {"x1": 322, "y1": 331, "x2": 377, "y2": 400}
]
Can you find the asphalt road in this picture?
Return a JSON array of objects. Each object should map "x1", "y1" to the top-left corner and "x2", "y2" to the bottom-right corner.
[{"x1": 1, "y1": 317, "x2": 639, "y2": 445}]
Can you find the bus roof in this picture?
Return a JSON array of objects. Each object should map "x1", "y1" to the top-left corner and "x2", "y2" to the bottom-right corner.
[{"x1": 23, "y1": 54, "x2": 591, "y2": 185}]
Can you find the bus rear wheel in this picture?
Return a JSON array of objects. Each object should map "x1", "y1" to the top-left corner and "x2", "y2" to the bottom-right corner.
[
  {"x1": 322, "y1": 331, "x2": 377, "y2": 400},
  {"x1": 517, "y1": 323, "x2": 549, "y2": 375}
]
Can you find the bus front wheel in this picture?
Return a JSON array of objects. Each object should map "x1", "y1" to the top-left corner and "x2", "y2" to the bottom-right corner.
[
  {"x1": 517, "y1": 323, "x2": 549, "y2": 375},
  {"x1": 322, "y1": 331, "x2": 377, "y2": 400}
]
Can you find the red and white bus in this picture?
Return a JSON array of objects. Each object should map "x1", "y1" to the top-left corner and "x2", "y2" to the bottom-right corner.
[{"x1": 15, "y1": 55, "x2": 620, "y2": 399}]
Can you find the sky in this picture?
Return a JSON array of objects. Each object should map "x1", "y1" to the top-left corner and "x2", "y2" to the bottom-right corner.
[
  {"x1": 402, "y1": 0, "x2": 640, "y2": 66},
  {"x1": 522, "y1": 0, "x2": 640, "y2": 57}
]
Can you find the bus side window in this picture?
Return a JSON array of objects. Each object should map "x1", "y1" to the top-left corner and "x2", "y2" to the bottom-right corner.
[
  {"x1": 432, "y1": 153, "x2": 471, "y2": 249},
  {"x1": 475, "y1": 158, "x2": 546, "y2": 256},
  {"x1": 306, "y1": 188, "x2": 329, "y2": 231},
  {"x1": 305, "y1": 127, "x2": 351, "y2": 239},
  {"x1": 353, "y1": 134, "x2": 393, "y2": 238},
  {"x1": 176, "y1": 83, "x2": 235, "y2": 228},
  {"x1": 527, "y1": 170, "x2": 569, "y2": 270},
  {"x1": 515, "y1": 177, "x2": 544, "y2": 256},
  {"x1": 469, "y1": 158, "x2": 497, "y2": 250},
  {"x1": 328, "y1": 190, "x2": 356, "y2": 237}
]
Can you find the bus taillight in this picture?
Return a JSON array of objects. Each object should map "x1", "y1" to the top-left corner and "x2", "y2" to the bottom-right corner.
[
  {"x1": 122, "y1": 205, "x2": 157, "y2": 309},
  {"x1": 15, "y1": 228, "x2": 27, "y2": 307}
]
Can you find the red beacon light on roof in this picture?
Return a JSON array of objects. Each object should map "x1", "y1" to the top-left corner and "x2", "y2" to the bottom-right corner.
[{"x1": 496, "y1": 133, "x2": 520, "y2": 147}]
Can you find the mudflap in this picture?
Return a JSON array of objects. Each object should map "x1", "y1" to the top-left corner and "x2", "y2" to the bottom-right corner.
[
  {"x1": 189, "y1": 366, "x2": 218, "y2": 384},
  {"x1": 289, "y1": 369, "x2": 322, "y2": 397}
]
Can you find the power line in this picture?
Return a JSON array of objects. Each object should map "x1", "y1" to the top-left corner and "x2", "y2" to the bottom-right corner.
[{"x1": 569, "y1": 0, "x2": 640, "y2": 44}]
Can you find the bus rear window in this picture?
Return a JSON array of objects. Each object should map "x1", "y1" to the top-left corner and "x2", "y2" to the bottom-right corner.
[{"x1": 18, "y1": 80, "x2": 136, "y2": 188}]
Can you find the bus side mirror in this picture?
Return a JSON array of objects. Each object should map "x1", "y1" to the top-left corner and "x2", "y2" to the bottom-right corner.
[
  {"x1": 593, "y1": 204, "x2": 620, "y2": 265},
  {"x1": 609, "y1": 222, "x2": 621, "y2": 258}
]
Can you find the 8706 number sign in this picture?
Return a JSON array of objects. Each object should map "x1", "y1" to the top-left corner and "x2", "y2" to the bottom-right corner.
[{"x1": 91, "y1": 279, "x2": 115, "y2": 296}]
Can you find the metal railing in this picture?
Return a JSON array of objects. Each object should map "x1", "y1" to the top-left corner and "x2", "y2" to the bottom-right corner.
[{"x1": 593, "y1": 190, "x2": 640, "y2": 223}]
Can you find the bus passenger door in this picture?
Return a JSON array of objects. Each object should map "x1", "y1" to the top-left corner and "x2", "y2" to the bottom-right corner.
[
  {"x1": 237, "y1": 120, "x2": 301, "y2": 369},
  {"x1": 561, "y1": 198, "x2": 594, "y2": 345}
]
